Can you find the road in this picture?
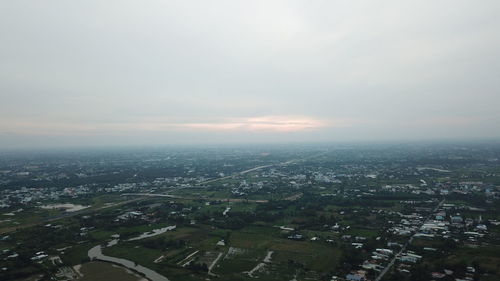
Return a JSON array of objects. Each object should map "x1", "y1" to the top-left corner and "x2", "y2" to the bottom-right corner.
[
  {"x1": 122, "y1": 193, "x2": 270, "y2": 203},
  {"x1": 208, "y1": 252, "x2": 224, "y2": 276},
  {"x1": 1, "y1": 152, "x2": 323, "y2": 234},
  {"x1": 374, "y1": 198, "x2": 445, "y2": 281},
  {"x1": 197, "y1": 163, "x2": 283, "y2": 185},
  {"x1": 195, "y1": 152, "x2": 327, "y2": 186},
  {"x1": 123, "y1": 155, "x2": 321, "y2": 203},
  {"x1": 0, "y1": 197, "x2": 144, "y2": 234}
]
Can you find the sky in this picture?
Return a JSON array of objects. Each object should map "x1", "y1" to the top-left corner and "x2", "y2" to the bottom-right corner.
[{"x1": 1, "y1": 1, "x2": 500, "y2": 148}]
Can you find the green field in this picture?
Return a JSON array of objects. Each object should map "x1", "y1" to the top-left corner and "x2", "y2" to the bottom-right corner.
[{"x1": 79, "y1": 261, "x2": 143, "y2": 281}]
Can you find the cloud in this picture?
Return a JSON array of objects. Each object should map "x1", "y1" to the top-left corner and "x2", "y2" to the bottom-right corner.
[
  {"x1": 0, "y1": 116, "x2": 345, "y2": 135},
  {"x1": 180, "y1": 116, "x2": 332, "y2": 132},
  {"x1": 1, "y1": 1, "x2": 500, "y2": 147}
]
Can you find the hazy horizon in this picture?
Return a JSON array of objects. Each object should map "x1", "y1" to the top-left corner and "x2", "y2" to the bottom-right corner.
[{"x1": 2, "y1": 1, "x2": 500, "y2": 149}]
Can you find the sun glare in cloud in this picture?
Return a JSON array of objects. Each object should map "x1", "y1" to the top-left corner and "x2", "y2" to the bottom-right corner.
[
  {"x1": 180, "y1": 116, "x2": 329, "y2": 132},
  {"x1": 0, "y1": 116, "x2": 345, "y2": 135}
]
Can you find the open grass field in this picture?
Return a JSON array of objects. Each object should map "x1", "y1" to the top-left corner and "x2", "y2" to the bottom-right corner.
[
  {"x1": 270, "y1": 240, "x2": 341, "y2": 271},
  {"x1": 61, "y1": 243, "x2": 93, "y2": 265},
  {"x1": 103, "y1": 243, "x2": 163, "y2": 265},
  {"x1": 0, "y1": 196, "x2": 142, "y2": 234},
  {"x1": 344, "y1": 227, "x2": 379, "y2": 238},
  {"x1": 96, "y1": 223, "x2": 343, "y2": 281},
  {"x1": 215, "y1": 225, "x2": 342, "y2": 279},
  {"x1": 445, "y1": 246, "x2": 500, "y2": 276},
  {"x1": 101, "y1": 243, "x2": 199, "y2": 280},
  {"x1": 78, "y1": 261, "x2": 144, "y2": 281}
]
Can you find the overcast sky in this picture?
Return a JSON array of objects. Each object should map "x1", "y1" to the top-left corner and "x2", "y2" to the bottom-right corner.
[{"x1": 1, "y1": 1, "x2": 500, "y2": 148}]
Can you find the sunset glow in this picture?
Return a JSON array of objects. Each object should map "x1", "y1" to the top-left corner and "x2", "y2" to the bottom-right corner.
[{"x1": 181, "y1": 116, "x2": 328, "y2": 132}]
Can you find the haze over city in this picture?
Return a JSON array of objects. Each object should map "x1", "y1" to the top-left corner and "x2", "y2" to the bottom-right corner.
[
  {"x1": 2, "y1": 2, "x2": 500, "y2": 281},
  {"x1": 1, "y1": 1, "x2": 500, "y2": 148}
]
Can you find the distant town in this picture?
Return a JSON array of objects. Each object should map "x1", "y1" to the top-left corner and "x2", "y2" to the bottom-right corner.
[{"x1": 0, "y1": 143, "x2": 499, "y2": 281}]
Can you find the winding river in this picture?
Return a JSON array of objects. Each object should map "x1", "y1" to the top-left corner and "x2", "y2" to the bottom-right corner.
[
  {"x1": 87, "y1": 225, "x2": 177, "y2": 281},
  {"x1": 88, "y1": 244, "x2": 170, "y2": 281}
]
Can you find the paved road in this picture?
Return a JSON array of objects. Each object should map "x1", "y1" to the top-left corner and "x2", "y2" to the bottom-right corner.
[
  {"x1": 197, "y1": 163, "x2": 287, "y2": 186},
  {"x1": 0, "y1": 198, "x2": 144, "y2": 234},
  {"x1": 195, "y1": 152, "x2": 327, "y2": 187},
  {"x1": 1, "y1": 152, "x2": 323, "y2": 234},
  {"x1": 374, "y1": 198, "x2": 445, "y2": 281},
  {"x1": 122, "y1": 193, "x2": 270, "y2": 203}
]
